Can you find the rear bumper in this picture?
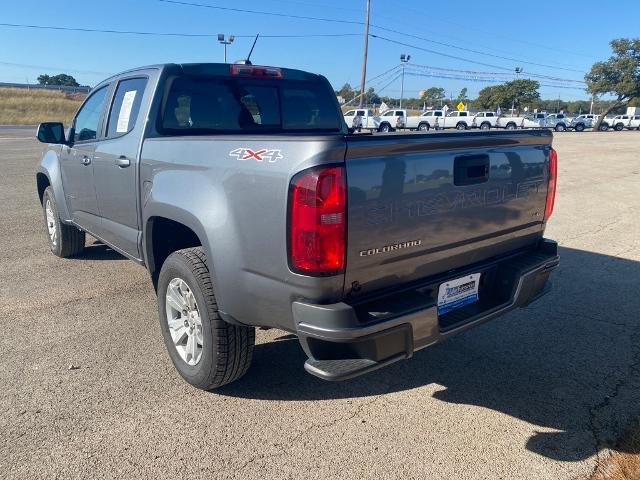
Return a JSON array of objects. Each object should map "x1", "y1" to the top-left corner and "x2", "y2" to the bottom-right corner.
[{"x1": 294, "y1": 239, "x2": 559, "y2": 381}]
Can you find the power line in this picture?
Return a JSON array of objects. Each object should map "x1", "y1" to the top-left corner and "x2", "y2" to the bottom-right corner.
[
  {"x1": 157, "y1": 0, "x2": 589, "y2": 75},
  {"x1": 404, "y1": 71, "x2": 586, "y2": 90},
  {"x1": 0, "y1": 22, "x2": 359, "y2": 38},
  {"x1": 370, "y1": 25, "x2": 586, "y2": 74}
]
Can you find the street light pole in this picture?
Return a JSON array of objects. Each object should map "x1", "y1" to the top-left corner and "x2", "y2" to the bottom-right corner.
[
  {"x1": 218, "y1": 34, "x2": 235, "y2": 63},
  {"x1": 358, "y1": 0, "x2": 371, "y2": 107},
  {"x1": 399, "y1": 53, "x2": 410, "y2": 109},
  {"x1": 513, "y1": 66, "x2": 523, "y2": 115}
]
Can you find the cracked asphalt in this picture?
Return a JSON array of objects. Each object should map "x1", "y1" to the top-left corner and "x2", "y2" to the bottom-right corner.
[{"x1": 1, "y1": 127, "x2": 639, "y2": 479}]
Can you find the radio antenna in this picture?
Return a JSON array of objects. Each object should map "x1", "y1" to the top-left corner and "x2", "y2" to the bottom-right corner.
[{"x1": 245, "y1": 34, "x2": 259, "y2": 65}]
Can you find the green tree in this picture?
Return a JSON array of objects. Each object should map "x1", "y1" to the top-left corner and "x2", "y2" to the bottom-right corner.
[
  {"x1": 336, "y1": 83, "x2": 354, "y2": 100},
  {"x1": 365, "y1": 87, "x2": 381, "y2": 105},
  {"x1": 585, "y1": 38, "x2": 640, "y2": 130},
  {"x1": 37, "y1": 73, "x2": 80, "y2": 87},
  {"x1": 477, "y1": 79, "x2": 540, "y2": 112},
  {"x1": 420, "y1": 87, "x2": 446, "y2": 106},
  {"x1": 456, "y1": 87, "x2": 468, "y2": 103}
]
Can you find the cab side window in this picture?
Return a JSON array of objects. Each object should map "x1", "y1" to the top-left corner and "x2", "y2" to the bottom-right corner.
[
  {"x1": 106, "y1": 77, "x2": 148, "y2": 138},
  {"x1": 73, "y1": 86, "x2": 109, "y2": 142}
]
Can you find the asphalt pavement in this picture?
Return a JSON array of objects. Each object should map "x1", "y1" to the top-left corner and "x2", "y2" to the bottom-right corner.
[{"x1": 1, "y1": 127, "x2": 639, "y2": 479}]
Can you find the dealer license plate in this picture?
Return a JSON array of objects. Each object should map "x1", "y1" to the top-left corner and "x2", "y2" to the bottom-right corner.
[{"x1": 437, "y1": 273, "x2": 481, "y2": 315}]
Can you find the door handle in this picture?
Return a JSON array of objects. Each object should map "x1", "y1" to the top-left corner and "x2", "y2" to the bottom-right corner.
[
  {"x1": 81, "y1": 155, "x2": 91, "y2": 166},
  {"x1": 115, "y1": 156, "x2": 131, "y2": 168}
]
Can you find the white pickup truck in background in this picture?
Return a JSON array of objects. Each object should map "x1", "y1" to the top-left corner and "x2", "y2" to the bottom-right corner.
[
  {"x1": 405, "y1": 110, "x2": 444, "y2": 131},
  {"x1": 343, "y1": 108, "x2": 380, "y2": 131},
  {"x1": 436, "y1": 110, "x2": 474, "y2": 130},
  {"x1": 378, "y1": 109, "x2": 407, "y2": 132},
  {"x1": 471, "y1": 111, "x2": 499, "y2": 130},
  {"x1": 610, "y1": 114, "x2": 640, "y2": 131}
]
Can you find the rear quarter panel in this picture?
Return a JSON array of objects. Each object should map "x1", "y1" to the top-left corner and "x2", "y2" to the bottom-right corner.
[{"x1": 140, "y1": 135, "x2": 347, "y2": 330}]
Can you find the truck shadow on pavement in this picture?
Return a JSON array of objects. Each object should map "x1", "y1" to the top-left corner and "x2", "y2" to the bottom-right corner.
[
  {"x1": 78, "y1": 240, "x2": 126, "y2": 261},
  {"x1": 220, "y1": 246, "x2": 640, "y2": 462}
]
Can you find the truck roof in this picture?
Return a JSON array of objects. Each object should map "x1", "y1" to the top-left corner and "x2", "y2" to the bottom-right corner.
[{"x1": 95, "y1": 62, "x2": 325, "y2": 88}]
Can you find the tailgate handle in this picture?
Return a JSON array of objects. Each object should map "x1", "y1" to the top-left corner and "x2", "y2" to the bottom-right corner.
[{"x1": 454, "y1": 154, "x2": 490, "y2": 186}]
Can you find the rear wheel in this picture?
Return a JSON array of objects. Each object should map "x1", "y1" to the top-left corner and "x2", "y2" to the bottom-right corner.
[
  {"x1": 480, "y1": 122, "x2": 491, "y2": 130},
  {"x1": 574, "y1": 123, "x2": 585, "y2": 132},
  {"x1": 158, "y1": 247, "x2": 255, "y2": 390},
  {"x1": 378, "y1": 123, "x2": 391, "y2": 133},
  {"x1": 418, "y1": 122, "x2": 429, "y2": 131},
  {"x1": 456, "y1": 122, "x2": 467, "y2": 131},
  {"x1": 506, "y1": 122, "x2": 517, "y2": 130},
  {"x1": 555, "y1": 123, "x2": 566, "y2": 132},
  {"x1": 599, "y1": 123, "x2": 609, "y2": 132},
  {"x1": 42, "y1": 186, "x2": 85, "y2": 258},
  {"x1": 614, "y1": 123, "x2": 624, "y2": 131}
]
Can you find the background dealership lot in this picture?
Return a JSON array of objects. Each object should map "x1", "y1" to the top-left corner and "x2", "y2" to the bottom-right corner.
[{"x1": 0, "y1": 127, "x2": 638, "y2": 479}]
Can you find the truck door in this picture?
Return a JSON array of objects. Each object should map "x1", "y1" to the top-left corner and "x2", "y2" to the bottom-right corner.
[
  {"x1": 60, "y1": 85, "x2": 110, "y2": 234},
  {"x1": 93, "y1": 76, "x2": 149, "y2": 259}
]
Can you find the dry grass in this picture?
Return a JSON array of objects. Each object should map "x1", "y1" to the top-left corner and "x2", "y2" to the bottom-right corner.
[
  {"x1": 0, "y1": 88, "x2": 84, "y2": 126},
  {"x1": 589, "y1": 422, "x2": 640, "y2": 480}
]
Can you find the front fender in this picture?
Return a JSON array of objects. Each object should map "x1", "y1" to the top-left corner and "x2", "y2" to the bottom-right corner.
[{"x1": 37, "y1": 147, "x2": 71, "y2": 222}]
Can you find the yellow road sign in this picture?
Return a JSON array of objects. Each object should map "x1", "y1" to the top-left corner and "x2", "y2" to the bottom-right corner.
[{"x1": 457, "y1": 102, "x2": 465, "y2": 112}]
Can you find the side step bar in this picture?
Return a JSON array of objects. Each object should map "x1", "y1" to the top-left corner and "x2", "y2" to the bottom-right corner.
[{"x1": 304, "y1": 354, "x2": 406, "y2": 381}]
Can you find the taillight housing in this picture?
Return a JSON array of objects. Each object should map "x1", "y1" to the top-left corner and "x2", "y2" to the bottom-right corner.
[
  {"x1": 288, "y1": 165, "x2": 346, "y2": 275},
  {"x1": 544, "y1": 147, "x2": 558, "y2": 220}
]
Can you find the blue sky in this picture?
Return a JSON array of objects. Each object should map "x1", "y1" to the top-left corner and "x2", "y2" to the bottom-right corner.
[{"x1": 1, "y1": 0, "x2": 638, "y2": 100}]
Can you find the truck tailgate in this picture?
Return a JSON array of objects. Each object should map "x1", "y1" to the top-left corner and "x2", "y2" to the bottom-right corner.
[{"x1": 344, "y1": 130, "x2": 553, "y2": 296}]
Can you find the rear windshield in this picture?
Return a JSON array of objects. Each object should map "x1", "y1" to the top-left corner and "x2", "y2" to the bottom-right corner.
[{"x1": 160, "y1": 76, "x2": 341, "y2": 134}]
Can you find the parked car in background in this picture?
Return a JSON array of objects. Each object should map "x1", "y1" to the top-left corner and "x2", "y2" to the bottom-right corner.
[
  {"x1": 471, "y1": 111, "x2": 500, "y2": 130},
  {"x1": 343, "y1": 108, "x2": 380, "y2": 131},
  {"x1": 378, "y1": 109, "x2": 407, "y2": 132},
  {"x1": 405, "y1": 109, "x2": 444, "y2": 131},
  {"x1": 544, "y1": 113, "x2": 571, "y2": 132},
  {"x1": 610, "y1": 115, "x2": 640, "y2": 131},
  {"x1": 569, "y1": 114, "x2": 594, "y2": 132},
  {"x1": 436, "y1": 110, "x2": 473, "y2": 130},
  {"x1": 496, "y1": 114, "x2": 542, "y2": 130}
]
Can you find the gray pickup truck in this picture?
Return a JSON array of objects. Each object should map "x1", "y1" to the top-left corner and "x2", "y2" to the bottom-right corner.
[{"x1": 35, "y1": 62, "x2": 559, "y2": 390}]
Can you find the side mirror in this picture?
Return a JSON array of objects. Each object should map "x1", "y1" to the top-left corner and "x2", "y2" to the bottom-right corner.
[{"x1": 36, "y1": 122, "x2": 66, "y2": 144}]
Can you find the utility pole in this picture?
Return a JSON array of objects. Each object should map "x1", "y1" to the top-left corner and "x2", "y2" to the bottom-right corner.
[
  {"x1": 358, "y1": 0, "x2": 371, "y2": 107},
  {"x1": 399, "y1": 54, "x2": 410, "y2": 109}
]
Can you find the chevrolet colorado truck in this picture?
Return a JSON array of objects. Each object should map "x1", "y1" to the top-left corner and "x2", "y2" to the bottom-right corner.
[{"x1": 35, "y1": 62, "x2": 559, "y2": 390}]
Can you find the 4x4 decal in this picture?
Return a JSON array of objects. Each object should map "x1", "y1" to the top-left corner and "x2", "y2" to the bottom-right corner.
[{"x1": 229, "y1": 148, "x2": 283, "y2": 163}]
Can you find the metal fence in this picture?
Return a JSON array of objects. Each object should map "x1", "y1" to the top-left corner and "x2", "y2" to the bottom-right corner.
[{"x1": 0, "y1": 82, "x2": 90, "y2": 94}]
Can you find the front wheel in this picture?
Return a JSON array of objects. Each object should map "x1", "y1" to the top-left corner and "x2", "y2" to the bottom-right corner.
[
  {"x1": 599, "y1": 123, "x2": 609, "y2": 132},
  {"x1": 480, "y1": 122, "x2": 491, "y2": 130},
  {"x1": 505, "y1": 122, "x2": 517, "y2": 130},
  {"x1": 418, "y1": 122, "x2": 430, "y2": 131},
  {"x1": 378, "y1": 123, "x2": 391, "y2": 133},
  {"x1": 574, "y1": 123, "x2": 585, "y2": 132},
  {"x1": 456, "y1": 122, "x2": 467, "y2": 131},
  {"x1": 555, "y1": 123, "x2": 566, "y2": 132},
  {"x1": 158, "y1": 247, "x2": 255, "y2": 390},
  {"x1": 42, "y1": 186, "x2": 85, "y2": 258},
  {"x1": 614, "y1": 123, "x2": 624, "y2": 131}
]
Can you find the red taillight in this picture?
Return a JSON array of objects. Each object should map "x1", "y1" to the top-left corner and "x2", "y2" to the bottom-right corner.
[
  {"x1": 544, "y1": 147, "x2": 558, "y2": 220},
  {"x1": 230, "y1": 64, "x2": 283, "y2": 79},
  {"x1": 289, "y1": 166, "x2": 346, "y2": 275}
]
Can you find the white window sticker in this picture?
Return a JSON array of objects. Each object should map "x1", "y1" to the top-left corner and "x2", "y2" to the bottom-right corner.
[{"x1": 116, "y1": 90, "x2": 137, "y2": 133}]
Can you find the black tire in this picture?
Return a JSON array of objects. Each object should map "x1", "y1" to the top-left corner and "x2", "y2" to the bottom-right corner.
[
  {"x1": 555, "y1": 123, "x2": 566, "y2": 132},
  {"x1": 378, "y1": 123, "x2": 391, "y2": 133},
  {"x1": 506, "y1": 122, "x2": 517, "y2": 130},
  {"x1": 480, "y1": 122, "x2": 491, "y2": 130},
  {"x1": 42, "y1": 186, "x2": 85, "y2": 258},
  {"x1": 599, "y1": 123, "x2": 609, "y2": 132},
  {"x1": 158, "y1": 247, "x2": 255, "y2": 390},
  {"x1": 614, "y1": 123, "x2": 624, "y2": 131},
  {"x1": 456, "y1": 122, "x2": 467, "y2": 131},
  {"x1": 418, "y1": 122, "x2": 430, "y2": 131},
  {"x1": 574, "y1": 123, "x2": 585, "y2": 132}
]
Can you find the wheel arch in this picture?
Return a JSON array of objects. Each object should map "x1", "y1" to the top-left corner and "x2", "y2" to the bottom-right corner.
[{"x1": 37, "y1": 149, "x2": 71, "y2": 222}]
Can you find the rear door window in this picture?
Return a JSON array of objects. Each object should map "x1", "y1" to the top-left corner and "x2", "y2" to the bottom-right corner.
[
  {"x1": 161, "y1": 76, "x2": 341, "y2": 134},
  {"x1": 106, "y1": 77, "x2": 148, "y2": 138}
]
